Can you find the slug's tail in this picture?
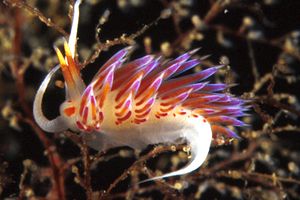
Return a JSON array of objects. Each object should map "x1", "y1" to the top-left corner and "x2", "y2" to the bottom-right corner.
[{"x1": 139, "y1": 121, "x2": 212, "y2": 184}]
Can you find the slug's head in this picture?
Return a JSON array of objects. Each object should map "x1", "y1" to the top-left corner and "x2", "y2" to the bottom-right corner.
[{"x1": 33, "y1": 0, "x2": 103, "y2": 133}]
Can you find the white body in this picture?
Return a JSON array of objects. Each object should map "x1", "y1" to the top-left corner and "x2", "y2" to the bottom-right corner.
[
  {"x1": 85, "y1": 92, "x2": 212, "y2": 181},
  {"x1": 32, "y1": 0, "x2": 236, "y2": 182}
]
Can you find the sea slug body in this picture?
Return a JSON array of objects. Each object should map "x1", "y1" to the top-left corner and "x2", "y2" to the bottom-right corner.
[{"x1": 33, "y1": 0, "x2": 247, "y2": 182}]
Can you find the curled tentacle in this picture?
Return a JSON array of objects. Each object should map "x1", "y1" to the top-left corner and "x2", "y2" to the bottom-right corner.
[{"x1": 33, "y1": 65, "x2": 68, "y2": 132}]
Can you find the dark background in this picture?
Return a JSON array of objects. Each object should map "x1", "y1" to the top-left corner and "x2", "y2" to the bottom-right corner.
[{"x1": 1, "y1": 0, "x2": 300, "y2": 199}]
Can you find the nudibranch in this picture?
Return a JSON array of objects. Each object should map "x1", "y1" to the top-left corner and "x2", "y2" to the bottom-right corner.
[{"x1": 33, "y1": 0, "x2": 247, "y2": 182}]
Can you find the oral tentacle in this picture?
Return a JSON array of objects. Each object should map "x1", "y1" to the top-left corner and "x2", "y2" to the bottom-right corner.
[{"x1": 33, "y1": 65, "x2": 68, "y2": 132}]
